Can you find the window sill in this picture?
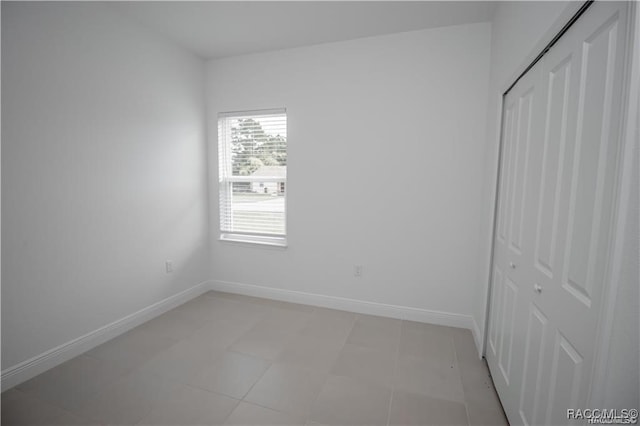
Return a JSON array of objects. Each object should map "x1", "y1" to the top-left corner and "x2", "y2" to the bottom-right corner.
[{"x1": 219, "y1": 233, "x2": 288, "y2": 248}]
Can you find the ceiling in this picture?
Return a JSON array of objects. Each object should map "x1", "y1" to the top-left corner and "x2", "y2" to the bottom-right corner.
[{"x1": 110, "y1": 1, "x2": 497, "y2": 59}]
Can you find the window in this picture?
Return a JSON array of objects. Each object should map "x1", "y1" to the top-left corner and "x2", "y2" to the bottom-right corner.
[{"x1": 218, "y1": 109, "x2": 287, "y2": 246}]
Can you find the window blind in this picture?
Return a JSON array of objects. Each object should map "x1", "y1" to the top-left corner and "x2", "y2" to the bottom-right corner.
[{"x1": 218, "y1": 109, "x2": 287, "y2": 243}]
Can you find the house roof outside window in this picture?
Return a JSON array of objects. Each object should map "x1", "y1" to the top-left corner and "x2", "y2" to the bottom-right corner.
[{"x1": 251, "y1": 165, "x2": 286, "y2": 178}]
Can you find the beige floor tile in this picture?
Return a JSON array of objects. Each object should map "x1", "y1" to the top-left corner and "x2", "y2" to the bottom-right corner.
[
  {"x1": 220, "y1": 300, "x2": 272, "y2": 323},
  {"x1": 389, "y1": 390, "x2": 469, "y2": 426},
  {"x1": 1, "y1": 389, "x2": 78, "y2": 426},
  {"x1": 47, "y1": 410, "x2": 94, "y2": 425},
  {"x1": 190, "y1": 318, "x2": 256, "y2": 348},
  {"x1": 312, "y1": 307, "x2": 357, "y2": 322},
  {"x1": 77, "y1": 368, "x2": 181, "y2": 425},
  {"x1": 458, "y1": 361, "x2": 500, "y2": 406},
  {"x1": 188, "y1": 350, "x2": 270, "y2": 399},
  {"x1": 346, "y1": 315, "x2": 401, "y2": 355},
  {"x1": 402, "y1": 320, "x2": 453, "y2": 333},
  {"x1": 85, "y1": 326, "x2": 178, "y2": 372},
  {"x1": 178, "y1": 295, "x2": 266, "y2": 325},
  {"x1": 399, "y1": 321, "x2": 456, "y2": 366},
  {"x1": 465, "y1": 399, "x2": 508, "y2": 426},
  {"x1": 207, "y1": 291, "x2": 276, "y2": 308},
  {"x1": 463, "y1": 387, "x2": 504, "y2": 425},
  {"x1": 395, "y1": 355, "x2": 465, "y2": 403},
  {"x1": 276, "y1": 300, "x2": 317, "y2": 313},
  {"x1": 277, "y1": 334, "x2": 344, "y2": 372},
  {"x1": 451, "y1": 328, "x2": 481, "y2": 368},
  {"x1": 16, "y1": 355, "x2": 126, "y2": 413},
  {"x1": 220, "y1": 293, "x2": 317, "y2": 314},
  {"x1": 301, "y1": 310, "x2": 356, "y2": 343},
  {"x1": 3, "y1": 296, "x2": 507, "y2": 426},
  {"x1": 230, "y1": 326, "x2": 296, "y2": 360},
  {"x1": 138, "y1": 384, "x2": 239, "y2": 425},
  {"x1": 224, "y1": 401, "x2": 305, "y2": 425},
  {"x1": 170, "y1": 295, "x2": 218, "y2": 321},
  {"x1": 134, "y1": 308, "x2": 204, "y2": 341},
  {"x1": 254, "y1": 307, "x2": 314, "y2": 335},
  {"x1": 245, "y1": 363, "x2": 327, "y2": 416},
  {"x1": 331, "y1": 343, "x2": 395, "y2": 388},
  {"x1": 309, "y1": 375, "x2": 392, "y2": 426},
  {"x1": 453, "y1": 338, "x2": 501, "y2": 400},
  {"x1": 138, "y1": 336, "x2": 227, "y2": 383},
  {"x1": 358, "y1": 313, "x2": 402, "y2": 327}
]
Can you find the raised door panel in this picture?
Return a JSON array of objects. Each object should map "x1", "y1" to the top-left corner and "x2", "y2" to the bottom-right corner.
[
  {"x1": 497, "y1": 105, "x2": 516, "y2": 245},
  {"x1": 489, "y1": 266, "x2": 504, "y2": 356},
  {"x1": 509, "y1": 90, "x2": 535, "y2": 256},
  {"x1": 545, "y1": 333, "x2": 584, "y2": 425},
  {"x1": 562, "y1": 13, "x2": 622, "y2": 312},
  {"x1": 534, "y1": 56, "x2": 573, "y2": 280},
  {"x1": 518, "y1": 305, "x2": 549, "y2": 426},
  {"x1": 498, "y1": 277, "x2": 518, "y2": 385}
]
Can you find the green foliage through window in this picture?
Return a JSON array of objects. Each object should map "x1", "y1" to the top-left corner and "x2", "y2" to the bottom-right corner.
[{"x1": 231, "y1": 118, "x2": 287, "y2": 176}]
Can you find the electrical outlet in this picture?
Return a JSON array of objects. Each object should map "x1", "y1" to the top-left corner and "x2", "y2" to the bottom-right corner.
[
  {"x1": 354, "y1": 265, "x2": 363, "y2": 277},
  {"x1": 165, "y1": 260, "x2": 173, "y2": 273}
]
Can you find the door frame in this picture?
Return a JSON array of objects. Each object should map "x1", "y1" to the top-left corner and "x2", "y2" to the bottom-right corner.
[{"x1": 481, "y1": 0, "x2": 640, "y2": 408}]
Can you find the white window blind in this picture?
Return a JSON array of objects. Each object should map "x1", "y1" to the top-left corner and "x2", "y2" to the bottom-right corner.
[{"x1": 218, "y1": 109, "x2": 287, "y2": 245}]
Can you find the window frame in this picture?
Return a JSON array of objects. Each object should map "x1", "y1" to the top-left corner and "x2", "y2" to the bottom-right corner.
[{"x1": 217, "y1": 108, "x2": 288, "y2": 247}]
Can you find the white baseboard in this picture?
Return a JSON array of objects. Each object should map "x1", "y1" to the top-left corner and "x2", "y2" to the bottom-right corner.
[
  {"x1": 1, "y1": 280, "x2": 211, "y2": 392},
  {"x1": 210, "y1": 279, "x2": 475, "y2": 330}
]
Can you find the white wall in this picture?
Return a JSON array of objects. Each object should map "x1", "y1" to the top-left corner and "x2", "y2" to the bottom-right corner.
[
  {"x1": 1, "y1": 2, "x2": 208, "y2": 369},
  {"x1": 207, "y1": 24, "x2": 491, "y2": 325}
]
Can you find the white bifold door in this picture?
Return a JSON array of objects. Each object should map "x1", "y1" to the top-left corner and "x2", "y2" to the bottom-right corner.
[{"x1": 487, "y1": 2, "x2": 632, "y2": 425}]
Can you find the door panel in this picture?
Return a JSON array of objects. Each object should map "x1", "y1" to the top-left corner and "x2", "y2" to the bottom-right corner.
[
  {"x1": 489, "y1": 266, "x2": 503, "y2": 355},
  {"x1": 498, "y1": 277, "x2": 518, "y2": 385},
  {"x1": 563, "y1": 13, "x2": 621, "y2": 309},
  {"x1": 509, "y1": 90, "x2": 535, "y2": 255},
  {"x1": 487, "y1": 3, "x2": 629, "y2": 425},
  {"x1": 545, "y1": 333, "x2": 584, "y2": 425},
  {"x1": 497, "y1": 106, "x2": 516, "y2": 244},
  {"x1": 534, "y1": 56, "x2": 572, "y2": 279},
  {"x1": 518, "y1": 305, "x2": 548, "y2": 426}
]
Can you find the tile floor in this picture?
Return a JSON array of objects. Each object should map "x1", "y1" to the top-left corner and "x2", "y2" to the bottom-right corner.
[{"x1": 2, "y1": 291, "x2": 508, "y2": 425}]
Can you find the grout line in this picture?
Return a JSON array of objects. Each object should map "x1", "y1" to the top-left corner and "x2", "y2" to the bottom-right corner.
[
  {"x1": 231, "y1": 399, "x2": 304, "y2": 422},
  {"x1": 386, "y1": 320, "x2": 403, "y2": 426},
  {"x1": 452, "y1": 333, "x2": 473, "y2": 426},
  {"x1": 181, "y1": 383, "x2": 243, "y2": 425},
  {"x1": 218, "y1": 399, "x2": 243, "y2": 425},
  {"x1": 236, "y1": 358, "x2": 273, "y2": 401},
  {"x1": 302, "y1": 375, "x2": 326, "y2": 425}
]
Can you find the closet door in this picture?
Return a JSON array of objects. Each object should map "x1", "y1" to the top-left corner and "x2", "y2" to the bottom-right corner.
[
  {"x1": 487, "y1": 2, "x2": 630, "y2": 425},
  {"x1": 488, "y1": 55, "x2": 545, "y2": 426}
]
